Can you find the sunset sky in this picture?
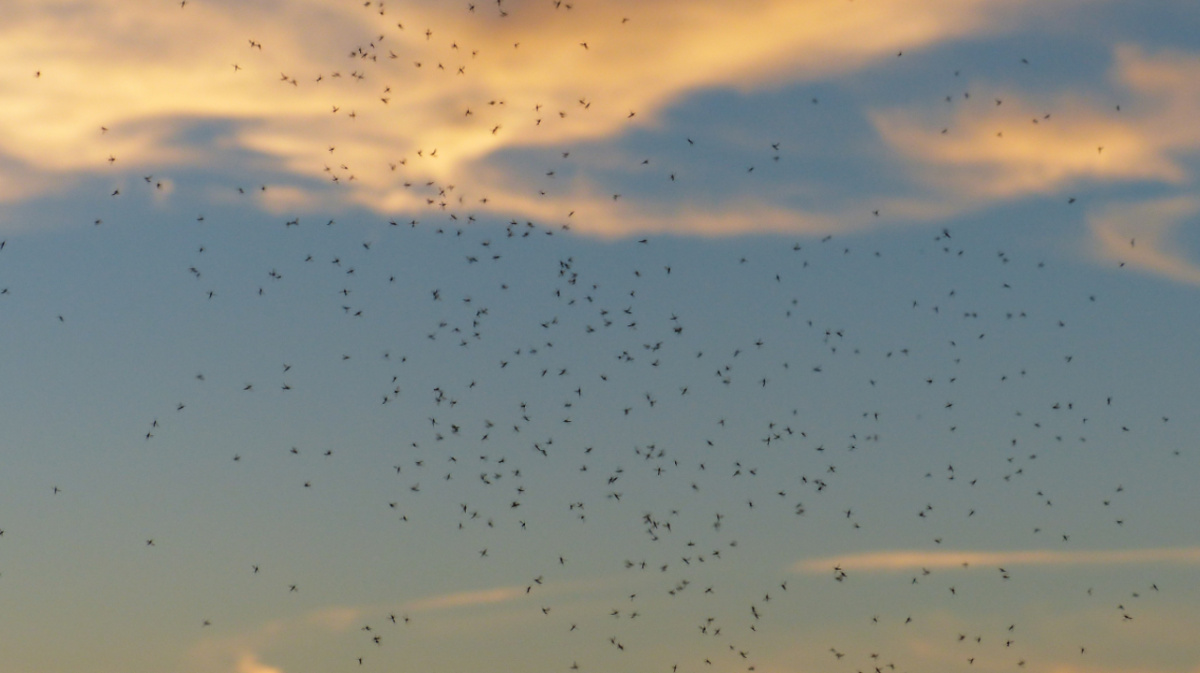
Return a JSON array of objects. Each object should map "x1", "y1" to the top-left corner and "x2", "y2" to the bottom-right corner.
[{"x1": 1, "y1": 1, "x2": 1198, "y2": 672}]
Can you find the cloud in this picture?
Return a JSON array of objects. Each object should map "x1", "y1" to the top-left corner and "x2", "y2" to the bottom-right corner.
[
  {"x1": 873, "y1": 94, "x2": 1182, "y2": 201},
  {"x1": 875, "y1": 45, "x2": 1200, "y2": 203},
  {"x1": 0, "y1": 0, "x2": 1093, "y2": 239},
  {"x1": 185, "y1": 623, "x2": 286, "y2": 673},
  {"x1": 1046, "y1": 666, "x2": 1200, "y2": 673},
  {"x1": 184, "y1": 602, "x2": 371, "y2": 673},
  {"x1": 793, "y1": 546, "x2": 1200, "y2": 573},
  {"x1": 14, "y1": 0, "x2": 1200, "y2": 251},
  {"x1": 400, "y1": 585, "x2": 526, "y2": 612},
  {"x1": 1087, "y1": 196, "x2": 1200, "y2": 284},
  {"x1": 452, "y1": 181, "x2": 842, "y2": 239},
  {"x1": 185, "y1": 583, "x2": 530, "y2": 671},
  {"x1": 255, "y1": 184, "x2": 322, "y2": 214},
  {"x1": 302, "y1": 605, "x2": 365, "y2": 633},
  {"x1": 235, "y1": 653, "x2": 285, "y2": 673}
]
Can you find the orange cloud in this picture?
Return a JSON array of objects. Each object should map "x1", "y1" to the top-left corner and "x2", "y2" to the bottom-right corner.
[
  {"x1": 14, "y1": 0, "x2": 1200, "y2": 254},
  {"x1": 0, "y1": 0, "x2": 1089, "y2": 239},
  {"x1": 867, "y1": 45, "x2": 1200, "y2": 283},
  {"x1": 793, "y1": 546, "x2": 1200, "y2": 573},
  {"x1": 236, "y1": 653, "x2": 286, "y2": 673},
  {"x1": 875, "y1": 45, "x2": 1200, "y2": 201},
  {"x1": 1087, "y1": 197, "x2": 1200, "y2": 284},
  {"x1": 874, "y1": 96, "x2": 1181, "y2": 201},
  {"x1": 1047, "y1": 666, "x2": 1200, "y2": 673}
]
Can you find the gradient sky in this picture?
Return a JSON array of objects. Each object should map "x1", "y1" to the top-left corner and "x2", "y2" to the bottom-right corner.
[{"x1": 1, "y1": 1, "x2": 1198, "y2": 672}]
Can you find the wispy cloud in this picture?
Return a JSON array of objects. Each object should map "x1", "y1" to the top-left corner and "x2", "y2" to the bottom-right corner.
[
  {"x1": 874, "y1": 45, "x2": 1200, "y2": 207},
  {"x1": 794, "y1": 546, "x2": 1200, "y2": 573},
  {"x1": 181, "y1": 583, "x2": 538, "y2": 673},
  {"x1": 400, "y1": 585, "x2": 526, "y2": 612},
  {"x1": 11, "y1": 0, "x2": 1198, "y2": 249},
  {"x1": 1045, "y1": 666, "x2": 1200, "y2": 673},
  {"x1": 1087, "y1": 196, "x2": 1200, "y2": 284},
  {"x1": 874, "y1": 93, "x2": 1180, "y2": 201},
  {"x1": 0, "y1": 0, "x2": 1098, "y2": 238},
  {"x1": 235, "y1": 653, "x2": 286, "y2": 673},
  {"x1": 301, "y1": 605, "x2": 365, "y2": 632}
]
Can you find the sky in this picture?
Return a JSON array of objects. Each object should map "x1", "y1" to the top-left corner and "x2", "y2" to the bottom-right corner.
[{"x1": 0, "y1": 1, "x2": 1198, "y2": 672}]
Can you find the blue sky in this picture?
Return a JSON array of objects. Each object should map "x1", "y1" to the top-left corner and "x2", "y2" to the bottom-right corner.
[{"x1": 0, "y1": 1, "x2": 1198, "y2": 672}]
